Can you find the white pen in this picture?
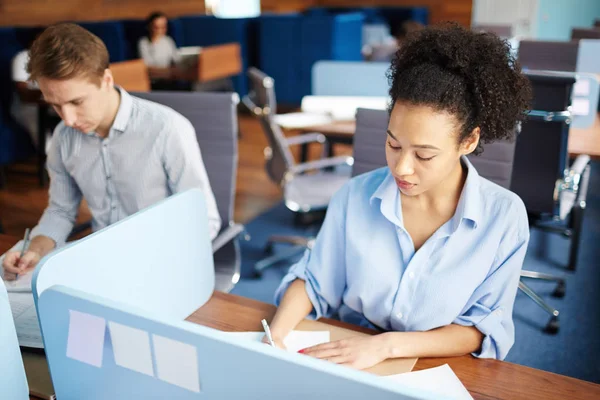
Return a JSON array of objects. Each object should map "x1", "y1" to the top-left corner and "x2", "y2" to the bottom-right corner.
[{"x1": 261, "y1": 319, "x2": 276, "y2": 347}]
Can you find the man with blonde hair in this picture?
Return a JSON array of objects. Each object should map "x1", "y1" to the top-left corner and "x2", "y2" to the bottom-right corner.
[{"x1": 2, "y1": 23, "x2": 221, "y2": 279}]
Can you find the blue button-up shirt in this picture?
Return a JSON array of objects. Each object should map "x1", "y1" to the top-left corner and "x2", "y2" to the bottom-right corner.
[{"x1": 275, "y1": 159, "x2": 529, "y2": 360}]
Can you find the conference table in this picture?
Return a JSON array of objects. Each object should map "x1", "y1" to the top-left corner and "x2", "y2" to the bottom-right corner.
[{"x1": 1, "y1": 234, "x2": 599, "y2": 400}]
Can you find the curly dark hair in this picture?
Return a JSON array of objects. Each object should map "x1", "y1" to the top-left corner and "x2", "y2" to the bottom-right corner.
[{"x1": 387, "y1": 23, "x2": 532, "y2": 154}]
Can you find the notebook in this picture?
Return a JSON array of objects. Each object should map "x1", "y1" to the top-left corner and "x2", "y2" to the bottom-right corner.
[{"x1": 1, "y1": 242, "x2": 44, "y2": 348}]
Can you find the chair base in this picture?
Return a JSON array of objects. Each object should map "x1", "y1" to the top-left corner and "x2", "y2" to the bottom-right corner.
[
  {"x1": 518, "y1": 280, "x2": 560, "y2": 334},
  {"x1": 254, "y1": 235, "x2": 314, "y2": 277}
]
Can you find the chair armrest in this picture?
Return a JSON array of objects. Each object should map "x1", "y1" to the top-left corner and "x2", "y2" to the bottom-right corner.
[
  {"x1": 242, "y1": 95, "x2": 263, "y2": 116},
  {"x1": 557, "y1": 155, "x2": 591, "y2": 219},
  {"x1": 212, "y1": 222, "x2": 246, "y2": 253},
  {"x1": 290, "y1": 156, "x2": 354, "y2": 175},
  {"x1": 285, "y1": 133, "x2": 327, "y2": 146}
]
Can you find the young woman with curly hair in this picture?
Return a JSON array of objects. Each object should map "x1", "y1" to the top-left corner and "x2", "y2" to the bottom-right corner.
[{"x1": 265, "y1": 23, "x2": 533, "y2": 369}]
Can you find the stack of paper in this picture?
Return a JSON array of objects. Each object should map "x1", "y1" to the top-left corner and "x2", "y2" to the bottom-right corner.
[{"x1": 383, "y1": 364, "x2": 473, "y2": 400}]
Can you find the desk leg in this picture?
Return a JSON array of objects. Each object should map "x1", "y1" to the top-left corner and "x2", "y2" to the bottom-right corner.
[{"x1": 37, "y1": 106, "x2": 48, "y2": 187}]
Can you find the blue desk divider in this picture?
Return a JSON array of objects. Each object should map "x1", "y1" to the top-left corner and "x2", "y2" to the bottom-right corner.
[
  {"x1": 38, "y1": 285, "x2": 443, "y2": 400},
  {"x1": 576, "y1": 39, "x2": 600, "y2": 74},
  {"x1": 312, "y1": 61, "x2": 390, "y2": 97},
  {"x1": 0, "y1": 278, "x2": 29, "y2": 400},
  {"x1": 32, "y1": 188, "x2": 215, "y2": 322},
  {"x1": 569, "y1": 72, "x2": 599, "y2": 129}
]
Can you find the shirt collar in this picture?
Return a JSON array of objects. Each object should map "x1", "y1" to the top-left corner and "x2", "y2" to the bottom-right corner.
[
  {"x1": 369, "y1": 156, "x2": 482, "y2": 231},
  {"x1": 110, "y1": 86, "x2": 133, "y2": 134}
]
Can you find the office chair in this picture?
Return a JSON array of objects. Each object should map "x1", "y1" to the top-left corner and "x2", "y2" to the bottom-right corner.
[
  {"x1": 517, "y1": 40, "x2": 579, "y2": 72},
  {"x1": 352, "y1": 104, "x2": 588, "y2": 334},
  {"x1": 243, "y1": 68, "x2": 354, "y2": 276},
  {"x1": 134, "y1": 91, "x2": 246, "y2": 293}
]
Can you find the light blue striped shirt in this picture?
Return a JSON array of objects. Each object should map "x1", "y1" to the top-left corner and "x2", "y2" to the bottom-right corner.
[
  {"x1": 275, "y1": 158, "x2": 529, "y2": 360},
  {"x1": 32, "y1": 87, "x2": 221, "y2": 246}
]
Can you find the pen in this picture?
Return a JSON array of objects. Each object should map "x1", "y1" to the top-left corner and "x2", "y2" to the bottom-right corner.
[
  {"x1": 261, "y1": 319, "x2": 276, "y2": 347},
  {"x1": 16, "y1": 228, "x2": 31, "y2": 279}
]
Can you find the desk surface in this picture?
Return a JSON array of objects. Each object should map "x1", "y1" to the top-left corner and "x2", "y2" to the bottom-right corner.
[
  {"x1": 188, "y1": 292, "x2": 600, "y2": 400},
  {"x1": 1, "y1": 235, "x2": 599, "y2": 400},
  {"x1": 296, "y1": 116, "x2": 600, "y2": 160}
]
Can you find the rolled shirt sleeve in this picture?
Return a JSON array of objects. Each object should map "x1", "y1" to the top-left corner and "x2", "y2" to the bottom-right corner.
[
  {"x1": 454, "y1": 201, "x2": 530, "y2": 360},
  {"x1": 274, "y1": 185, "x2": 349, "y2": 319}
]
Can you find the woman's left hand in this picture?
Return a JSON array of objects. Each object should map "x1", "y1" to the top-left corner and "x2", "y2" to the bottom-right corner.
[{"x1": 298, "y1": 334, "x2": 390, "y2": 370}]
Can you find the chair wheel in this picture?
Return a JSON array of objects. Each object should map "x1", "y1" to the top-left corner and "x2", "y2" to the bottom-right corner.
[
  {"x1": 544, "y1": 316, "x2": 559, "y2": 334},
  {"x1": 264, "y1": 242, "x2": 274, "y2": 255},
  {"x1": 252, "y1": 268, "x2": 263, "y2": 279},
  {"x1": 552, "y1": 282, "x2": 566, "y2": 298}
]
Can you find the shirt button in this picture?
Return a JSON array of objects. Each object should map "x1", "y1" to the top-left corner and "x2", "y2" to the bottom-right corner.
[
  {"x1": 396, "y1": 312, "x2": 403, "y2": 319},
  {"x1": 408, "y1": 272, "x2": 415, "y2": 279}
]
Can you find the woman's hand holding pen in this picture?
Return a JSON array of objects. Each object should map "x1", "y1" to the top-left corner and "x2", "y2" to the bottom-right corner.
[{"x1": 261, "y1": 335, "x2": 287, "y2": 350}]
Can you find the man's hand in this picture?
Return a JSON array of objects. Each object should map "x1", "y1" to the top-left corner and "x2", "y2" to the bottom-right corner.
[{"x1": 2, "y1": 250, "x2": 41, "y2": 280}]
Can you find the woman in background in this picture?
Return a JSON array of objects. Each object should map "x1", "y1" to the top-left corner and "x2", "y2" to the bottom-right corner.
[{"x1": 138, "y1": 11, "x2": 181, "y2": 84}]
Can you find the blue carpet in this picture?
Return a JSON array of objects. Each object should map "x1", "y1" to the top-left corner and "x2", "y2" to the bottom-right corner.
[{"x1": 232, "y1": 161, "x2": 600, "y2": 384}]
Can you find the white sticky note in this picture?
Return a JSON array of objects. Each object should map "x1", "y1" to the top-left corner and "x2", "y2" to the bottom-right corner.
[
  {"x1": 66, "y1": 310, "x2": 106, "y2": 368},
  {"x1": 152, "y1": 335, "x2": 200, "y2": 393},
  {"x1": 383, "y1": 364, "x2": 473, "y2": 400},
  {"x1": 222, "y1": 330, "x2": 330, "y2": 353},
  {"x1": 108, "y1": 322, "x2": 154, "y2": 376},
  {"x1": 574, "y1": 79, "x2": 590, "y2": 96},
  {"x1": 571, "y1": 98, "x2": 590, "y2": 116}
]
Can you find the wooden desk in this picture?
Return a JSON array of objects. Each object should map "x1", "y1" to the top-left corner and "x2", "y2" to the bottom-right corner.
[
  {"x1": 188, "y1": 291, "x2": 600, "y2": 400},
  {"x1": 296, "y1": 117, "x2": 600, "y2": 161},
  {"x1": 2, "y1": 235, "x2": 598, "y2": 400},
  {"x1": 175, "y1": 42, "x2": 242, "y2": 83},
  {"x1": 110, "y1": 59, "x2": 151, "y2": 92}
]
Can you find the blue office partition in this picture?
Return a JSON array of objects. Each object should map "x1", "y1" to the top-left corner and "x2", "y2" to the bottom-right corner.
[
  {"x1": 38, "y1": 285, "x2": 444, "y2": 400},
  {"x1": 32, "y1": 189, "x2": 215, "y2": 322},
  {"x1": 0, "y1": 279, "x2": 29, "y2": 400}
]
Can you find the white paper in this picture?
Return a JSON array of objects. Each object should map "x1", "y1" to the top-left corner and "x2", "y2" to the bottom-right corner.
[
  {"x1": 108, "y1": 322, "x2": 154, "y2": 376},
  {"x1": 383, "y1": 364, "x2": 473, "y2": 400},
  {"x1": 273, "y1": 112, "x2": 334, "y2": 129},
  {"x1": 152, "y1": 335, "x2": 200, "y2": 393},
  {"x1": 574, "y1": 79, "x2": 591, "y2": 96},
  {"x1": 571, "y1": 98, "x2": 590, "y2": 116},
  {"x1": 222, "y1": 330, "x2": 330, "y2": 353},
  {"x1": 8, "y1": 292, "x2": 43, "y2": 348},
  {"x1": 66, "y1": 310, "x2": 106, "y2": 368}
]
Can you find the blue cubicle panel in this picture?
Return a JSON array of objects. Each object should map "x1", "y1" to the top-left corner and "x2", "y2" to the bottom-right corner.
[
  {"x1": 32, "y1": 188, "x2": 215, "y2": 323},
  {"x1": 0, "y1": 279, "x2": 29, "y2": 400},
  {"x1": 312, "y1": 61, "x2": 389, "y2": 96},
  {"x1": 38, "y1": 285, "x2": 443, "y2": 400}
]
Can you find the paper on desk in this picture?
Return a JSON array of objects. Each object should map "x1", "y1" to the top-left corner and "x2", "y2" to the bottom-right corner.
[
  {"x1": 383, "y1": 364, "x2": 473, "y2": 400},
  {"x1": 273, "y1": 112, "x2": 334, "y2": 129},
  {"x1": 0, "y1": 240, "x2": 33, "y2": 293},
  {"x1": 8, "y1": 291, "x2": 44, "y2": 348},
  {"x1": 222, "y1": 330, "x2": 330, "y2": 353}
]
